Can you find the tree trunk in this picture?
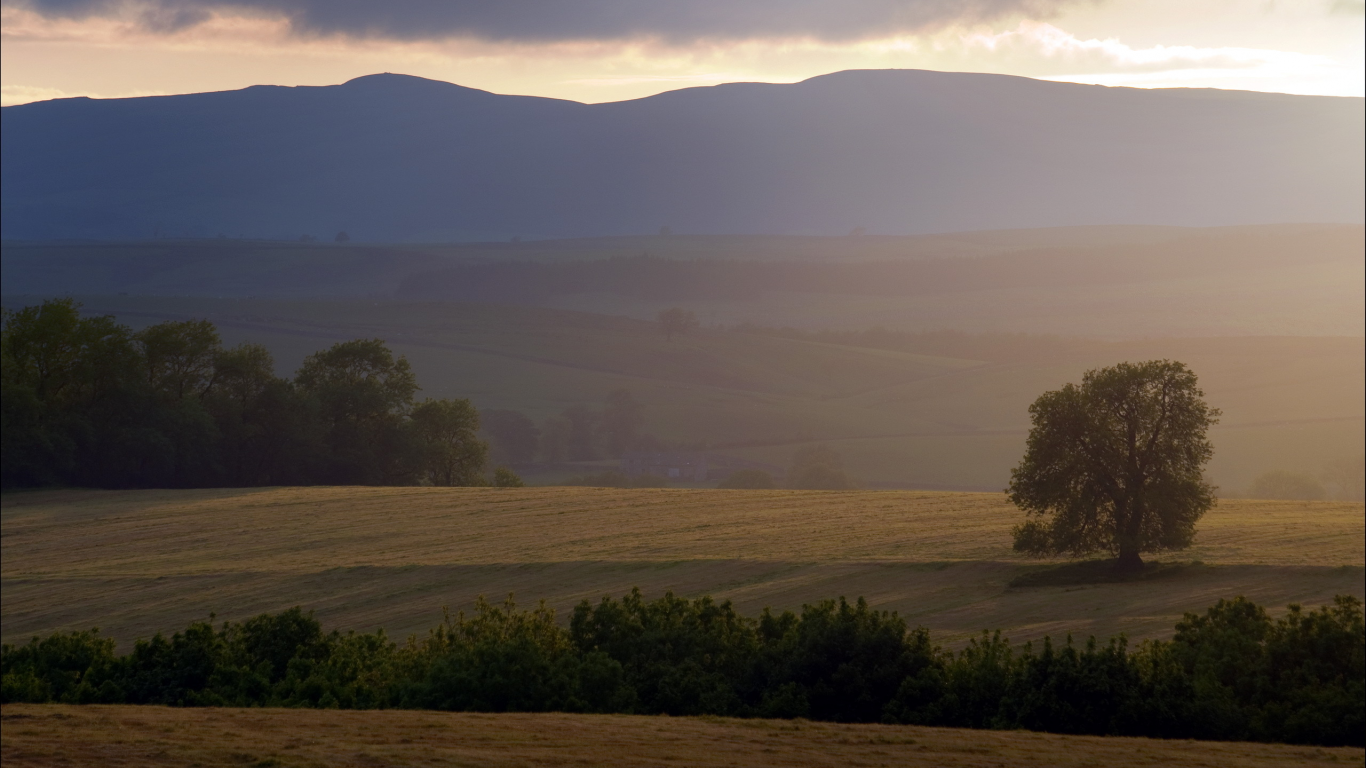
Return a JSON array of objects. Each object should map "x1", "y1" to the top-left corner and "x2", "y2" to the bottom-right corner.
[{"x1": 1116, "y1": 547, "x2": 1143, "y2": 572}]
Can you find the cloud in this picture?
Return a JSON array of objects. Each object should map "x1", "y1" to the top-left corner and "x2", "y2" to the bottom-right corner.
[
  {"x1": 5, "y1": 0, "x2": 1079, "y2": 43},
  {"x1": 959, "y1": 21, "x2": 1332, "y2": 75},
  {"x1": 1, "y1": 83, "x2": 166, "y2": 105},
  {"x1": 1, "y1": 84, "x2": 75, "y2": 105}
]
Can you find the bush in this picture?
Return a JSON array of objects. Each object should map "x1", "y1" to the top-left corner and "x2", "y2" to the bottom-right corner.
[{"x1": 2, "y1": 594, "x2": 1360, "y2": 747}]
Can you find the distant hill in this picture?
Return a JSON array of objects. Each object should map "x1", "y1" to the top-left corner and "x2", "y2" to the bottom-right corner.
[
  {"x1": 2, "y1": 70, "x2": 1361, "y2": 241},
  {"x1": 5, "y1": 224, "x2": 1360, "y2": 337}
]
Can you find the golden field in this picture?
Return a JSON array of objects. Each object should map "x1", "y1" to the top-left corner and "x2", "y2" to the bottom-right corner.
[
  {"x1": 2, "y1": 487, "x2": 1362, "y2": 647},
  {"x1": 2, "y1": 705, "x2": 1362, "y2": 768}
]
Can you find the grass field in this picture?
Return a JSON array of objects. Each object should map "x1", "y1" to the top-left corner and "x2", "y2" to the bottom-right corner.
[
  {"x1": 3, "y1": 488, "x2": 1360, "y2": 649},
  {"x1": 2, "y1": 704, "x2": 1362, "y2": 768},
  {"x1": 9, "y1": 296, "x2": 1360, "y2": 492}
]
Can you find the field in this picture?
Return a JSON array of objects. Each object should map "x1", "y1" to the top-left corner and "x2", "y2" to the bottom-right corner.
[
  {"x1": 3, "y1": 705, "x2": 1363, "y2": 768},
  {"x1": 3, "y1": 487, "x2": 1361, "y2": 649},
  {"x1": 5, "y1": 295, "x2": 1360, "y2": 492}
]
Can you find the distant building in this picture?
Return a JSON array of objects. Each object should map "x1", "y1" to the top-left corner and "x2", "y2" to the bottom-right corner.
[{"x1": 620, "y1": 451, "x2": 784, "y2": 482}]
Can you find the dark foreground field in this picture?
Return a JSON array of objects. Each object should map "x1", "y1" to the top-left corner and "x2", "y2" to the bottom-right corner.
[{"x1": 2, "y1": 705, "x2": 1361, "y2": 768}]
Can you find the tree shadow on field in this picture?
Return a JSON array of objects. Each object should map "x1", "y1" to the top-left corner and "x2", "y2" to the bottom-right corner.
[{"x1": 1008, "y1": 559, "x2": 1210, "y2": 589}]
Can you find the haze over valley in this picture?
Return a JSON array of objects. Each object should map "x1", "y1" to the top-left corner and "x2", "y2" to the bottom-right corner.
[{"x1": 2, "y1": 3, "x2": 1363, "y2": 755}]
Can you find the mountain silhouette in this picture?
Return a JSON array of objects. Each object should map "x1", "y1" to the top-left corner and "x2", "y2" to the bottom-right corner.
[{"x1": 2, "y1": 70, "x2": 1361, "y2": 241}]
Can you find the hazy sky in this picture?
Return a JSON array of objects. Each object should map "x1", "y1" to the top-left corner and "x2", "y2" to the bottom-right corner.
[{"x1": 2, "y1": 0, "x2": 1363, "y2": 106}]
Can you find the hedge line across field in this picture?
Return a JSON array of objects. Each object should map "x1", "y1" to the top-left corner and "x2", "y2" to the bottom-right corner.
[{"x1": 3, "y1": 592, "x2": 1361, "y2": 746}]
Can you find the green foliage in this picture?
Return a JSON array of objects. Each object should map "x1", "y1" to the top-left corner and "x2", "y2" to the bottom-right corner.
[
  {"x1": 718, "y1": 469, "x2": 777, "y2": 489},
  {"x1": 0, "y1": 629, "x2": 116, "y2": 704},
  {"x1": 410, "y1": 398, "x2": 488, "y2": 486},
  {"x1": 1009, "y1": 360, "x2": 1219, "y2": 568},
  {"x1": 1, "y1": 300, "x2": 490, "y2": 489},
  {"x1": 400, "y1": 598, "x2": 600, "y2": 712},
  {"x1": 4, "y1": 594, "x2": 1358, "y2": 746},
  {"x1": 296, "y1": 338, "x2": 419, "y2": 485},
  {"x1": 136, "y1": 319, "x2": 221, "y2": 401},
  {"x1": 493, "y1": 467, "x2": 525, "y2": 487}
]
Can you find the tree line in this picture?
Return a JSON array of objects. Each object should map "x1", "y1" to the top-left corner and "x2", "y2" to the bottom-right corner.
[
  {"x1": 1, "y1": 299, "x2": 515, "y2": 489},
  {"x1": 2, "y1": 592, "x2": 1360, "y2": 747},
  {"x1": 482, "y1": 389, "x2": 660, "y2": 465}
]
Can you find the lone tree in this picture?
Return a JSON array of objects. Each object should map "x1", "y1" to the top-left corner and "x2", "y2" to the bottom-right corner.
[
  {"x1": 657, "y1": 307, "x2": 699, "y2": 341},
  {"x1": 1008, "y1": 360, "x2": 1219, "y2": 571}
]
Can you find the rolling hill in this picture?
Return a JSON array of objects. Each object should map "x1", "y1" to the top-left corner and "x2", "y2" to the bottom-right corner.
[
  {"x1": 2, "y1": 70, "x2": 1361, "y2": 241},
  {"x1": 2, "y1": 487, "x2": 1360, "y2": 650},
  {"x1": 16, "y1": 295, "x2": 1358, "y2": 492}
]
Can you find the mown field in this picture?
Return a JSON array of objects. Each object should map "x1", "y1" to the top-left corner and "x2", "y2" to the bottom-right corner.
[
  {"x1": 13, "y1": 295, "x2": 1362, "y2": 492},
  {"x1": 3, "y1": 705, "x2": 1362, "y2": 768},
  {"x1": 3, "y1": 487, "x2": 1361, "y2": 649}
]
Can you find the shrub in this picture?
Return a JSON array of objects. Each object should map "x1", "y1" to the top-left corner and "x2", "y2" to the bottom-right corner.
[{"x1": 4, "y1": 594, "x2": 1360, "y2": 747}]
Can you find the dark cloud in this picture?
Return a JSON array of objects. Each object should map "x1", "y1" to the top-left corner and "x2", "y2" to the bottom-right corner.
[{"x1": 11, "y1": 0, "x2": 1076, "y2": 42}]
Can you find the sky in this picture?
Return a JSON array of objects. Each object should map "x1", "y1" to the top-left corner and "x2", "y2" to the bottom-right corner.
[{"x1": 2, "y1": 0, "x2": 1363, "y2": 107}]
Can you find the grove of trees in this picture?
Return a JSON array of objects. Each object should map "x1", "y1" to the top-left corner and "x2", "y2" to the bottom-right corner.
[
  {"x1": 3, "y1": 593, "x2": 1360, "y2": 747},
  {"x1": 1, "y1": 299, "x2": 510, "y2": 489},
  {"x1": 485, "y1": 389, "x2": 657, "y2": 464}
]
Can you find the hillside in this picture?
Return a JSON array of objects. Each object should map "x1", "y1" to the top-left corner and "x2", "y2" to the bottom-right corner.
[
  {"x1": 4, "y1": 225, "x2": 1361, "y2": 339},
  {"x1": 12, "y1": 295, "x2": 1359, "y2": 492},
  {"x1": 3, "y1": 487, "x2": 1360, "y2": 649},
  {"x1": 0, "y1": 225, "x2": 1223, "y2": 297},
  {"x1": 3, "y1": 705, "x2": 1359, "y2": 768},
  {"x1": 3, "y1": 70, "x2": 1361, "y2": 240}
]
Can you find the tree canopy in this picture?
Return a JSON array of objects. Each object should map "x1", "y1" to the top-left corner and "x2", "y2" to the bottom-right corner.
[
  {"x1": 1, "y1": 299, "x2": 502, "y2": 489},
  {"x1": 1008, "y1": 360, "x2": 1219, "y2": 569}
]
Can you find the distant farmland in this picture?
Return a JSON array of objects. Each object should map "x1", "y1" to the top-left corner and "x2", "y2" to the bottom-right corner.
[
  {"x1": 5, "y1": 295, "x2": 1359, "y2": 492},
  {"x1": 3, "y1": 487, "x2": 1360, "y2": 649}
]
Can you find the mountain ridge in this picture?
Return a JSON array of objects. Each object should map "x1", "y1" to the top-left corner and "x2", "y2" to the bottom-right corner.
[{"x1": 3, "y1": 68, "x2": 1361, "y2": 241}]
